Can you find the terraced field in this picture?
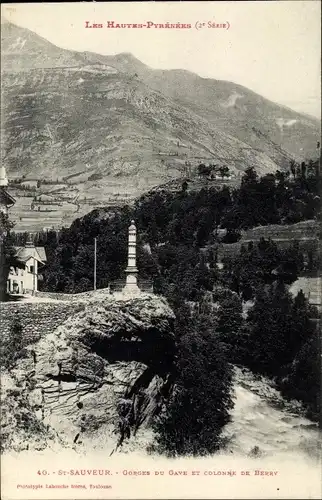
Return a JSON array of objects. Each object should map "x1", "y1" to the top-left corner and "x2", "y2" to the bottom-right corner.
[
  {"x1": 9, "y1": 186, "x2": 79, "y2": 231},
  {"x1": 7, "y1": 182, "x2": 138, "y2": 231},
  {"x1": 216, "y1": 220, "x2": 320, "y2": 261},
  {"x1": 241, "y1": 220, "x2": 319, "y2": 242}
]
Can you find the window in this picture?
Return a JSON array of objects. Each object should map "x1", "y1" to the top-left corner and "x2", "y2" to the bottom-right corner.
[{"x1": 29, "y1": 266, "x2": 34, "y2": 274}]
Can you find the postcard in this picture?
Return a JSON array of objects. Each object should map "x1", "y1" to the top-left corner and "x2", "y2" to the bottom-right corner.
[{"x1": 0, "y1": 1, "x2": 321, "y2": 499}]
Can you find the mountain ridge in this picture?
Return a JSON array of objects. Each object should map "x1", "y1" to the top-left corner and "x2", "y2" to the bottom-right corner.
[
  {"x1": 2, "y1": 21, "x2": 319, "y2": 125},
  {"x1": 1, "y1": 21, "x2": 320, "y2": 222}
]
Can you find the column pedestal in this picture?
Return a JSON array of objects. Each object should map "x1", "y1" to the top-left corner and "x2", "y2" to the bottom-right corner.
[{"x1": 123, "y1": 267, "x2": 140, "y2": 295}]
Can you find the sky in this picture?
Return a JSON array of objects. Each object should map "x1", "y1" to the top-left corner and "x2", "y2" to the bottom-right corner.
[{"x1": 2, "y1": 1, "x2": 321, "y2": 118}]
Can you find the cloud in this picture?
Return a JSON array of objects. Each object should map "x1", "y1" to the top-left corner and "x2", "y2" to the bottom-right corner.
[
  {"x1": 221, "y1": 92, "x2": 244, "y2": 108},
  {"x1": 276, "y1": 118, "x2": 298, "y2": 131}
]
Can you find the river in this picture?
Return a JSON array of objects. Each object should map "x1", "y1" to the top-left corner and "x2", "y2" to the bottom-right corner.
[
  {"x1": 1, "y1": 366, "x2": 321, "y2": 499},
  {"x1": 224, "y1": 366, "x2": 320, "y2": 460}
]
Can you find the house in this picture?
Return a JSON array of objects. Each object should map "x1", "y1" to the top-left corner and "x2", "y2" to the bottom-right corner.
[
  {"x1": 214, "y1": 174, "x2": 232, "y2": 180},
  {"x1": 7, "y1": 239, "x2": 47, "y2": 295}
]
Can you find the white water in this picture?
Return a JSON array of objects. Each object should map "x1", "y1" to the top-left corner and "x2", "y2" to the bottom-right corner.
[
  {"x1": 224, "y1": 367, "x2": 321, "y2": 460},
  {"x1": 2, "y1": 367, "x2": 321, "y2": 499}
]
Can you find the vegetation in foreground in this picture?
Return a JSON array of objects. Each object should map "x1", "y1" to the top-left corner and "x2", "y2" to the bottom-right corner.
[{"x1": 2, "y1": 160, "x2": 321, "y2": 454}]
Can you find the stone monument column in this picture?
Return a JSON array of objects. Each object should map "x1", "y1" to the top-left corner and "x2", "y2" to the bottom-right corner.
[{"x1": 123, "y1": 220, "x2": 140, "y2": 294}]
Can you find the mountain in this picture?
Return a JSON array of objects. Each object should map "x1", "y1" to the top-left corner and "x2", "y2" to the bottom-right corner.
[{"x1": 1, "y1": 21, "x2": 321, "y2": 206}]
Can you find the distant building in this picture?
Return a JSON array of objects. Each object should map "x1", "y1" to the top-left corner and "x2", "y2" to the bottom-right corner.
[
  {"x1": 21, "y1": 180, "x2": 38, "y2": 189},
  {"x1": 214, "y1": 174, "x2": 232, "y2": 180},
  {"x1": 7, "y1": 238, "x2": 47, "y2": 295}
]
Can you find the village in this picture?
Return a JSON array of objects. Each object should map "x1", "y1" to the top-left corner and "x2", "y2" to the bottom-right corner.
[
  {"x1": 5, "y1": 160, "x2": 240, "y2": 234},
  {"x1": 6, "y1": 174, "x2": 135, "y2": 233},
  {"x1": 0, "y1": 153, "x2": 239, "y2": 300},
  {"x1": 1, "y1": 164, "x2": 148, "y2": 299}
]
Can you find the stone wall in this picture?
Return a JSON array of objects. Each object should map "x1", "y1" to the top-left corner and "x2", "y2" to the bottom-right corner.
[
  {"x1": 35, "y1": 291, "x2": 80, "y2": 301},
  {"x1": 0, "y1": 301, "x2": 85, "y2": 344},
  {"x1": 35, "y1": 288, "x2": 111, "y2": 301}
]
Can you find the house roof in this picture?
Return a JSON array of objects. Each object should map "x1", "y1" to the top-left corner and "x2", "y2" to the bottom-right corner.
[
  {"x1": 0, "y1": 188, "x2": 16, "y2": 207},
  {"x1": 15, "y1": 245, "x2": 47, "y2": 264}
]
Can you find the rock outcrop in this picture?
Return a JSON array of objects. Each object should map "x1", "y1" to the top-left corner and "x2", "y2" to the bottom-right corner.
[{"x1": 1, "y1": 292, "x2": 176, "y2": 454}]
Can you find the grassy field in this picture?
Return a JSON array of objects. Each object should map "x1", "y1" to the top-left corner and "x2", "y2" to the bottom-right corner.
[
  {"x1": 241, "y1": 220, "x2": 319, "y2": 241},
  {"x1": 216, "y1": 220, "x2": 320, "y2": 261},
  {"x1": 151, "y1": 175, "x2": 241, "y2": 194},
  {"x1": 289, "y1": 277, "x2": 321, "y2": 309}
]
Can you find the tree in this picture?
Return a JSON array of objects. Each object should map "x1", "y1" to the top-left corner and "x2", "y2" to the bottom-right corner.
[
  {"x1": 301, "y1": 162, "x2": 307, "y2": 178},
  {"x1": 290, "y1": 160, "x2": 297, "y2": 179},
  {"x1": 181, "y1": 180, "x2": 188, "y2": 193},
  {"x1": 216, "y1": 291, "x2": 243, "y2": 346},
  {"x1": 289, "y1": 289, "x2": 316, "y2": 359},
  {"x1": 244, "y1": 282, "x2": 294, "y2": 375},
  {"x1": 153, "y1": 314, "x2": 233, "y2": 456},
  {"x1": 222, "y1": 238, "x2": 280, "y2": 300},
  {"x1": 198, "y1": 164, "x2": 211, "y2": 177},
  {"x1": 195, "y1": 207, "x2": 214, "y2": 246},
  {"x1": 242, "y1": 282, "x2": 316, "y2": 377},
  {"x1": 279, "y1": 326, "x2": 320, "y2": 422},
  {"x1": 276, "y1": 241, "x2": 304, "y2": 283},
  {"x1": 219, "y1": 165, "x2": 230, "y2": 179}
]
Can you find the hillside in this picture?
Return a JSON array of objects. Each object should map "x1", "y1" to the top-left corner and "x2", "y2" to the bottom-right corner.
[
  {"x1": 1, "y1": 21, "x2": 321, "y2": 230},
  {"x1": 4, "y1": 67, "x2": 282, "y2": 185}
]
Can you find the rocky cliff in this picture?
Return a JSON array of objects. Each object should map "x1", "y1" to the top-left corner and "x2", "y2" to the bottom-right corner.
[{"x1": 1, "y1": 292, "x2": 176, "y2": 454}]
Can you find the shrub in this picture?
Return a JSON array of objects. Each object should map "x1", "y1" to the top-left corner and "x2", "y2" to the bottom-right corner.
[{"x1": 1, "y1": 317, "x2": 26, "y2": 369}]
